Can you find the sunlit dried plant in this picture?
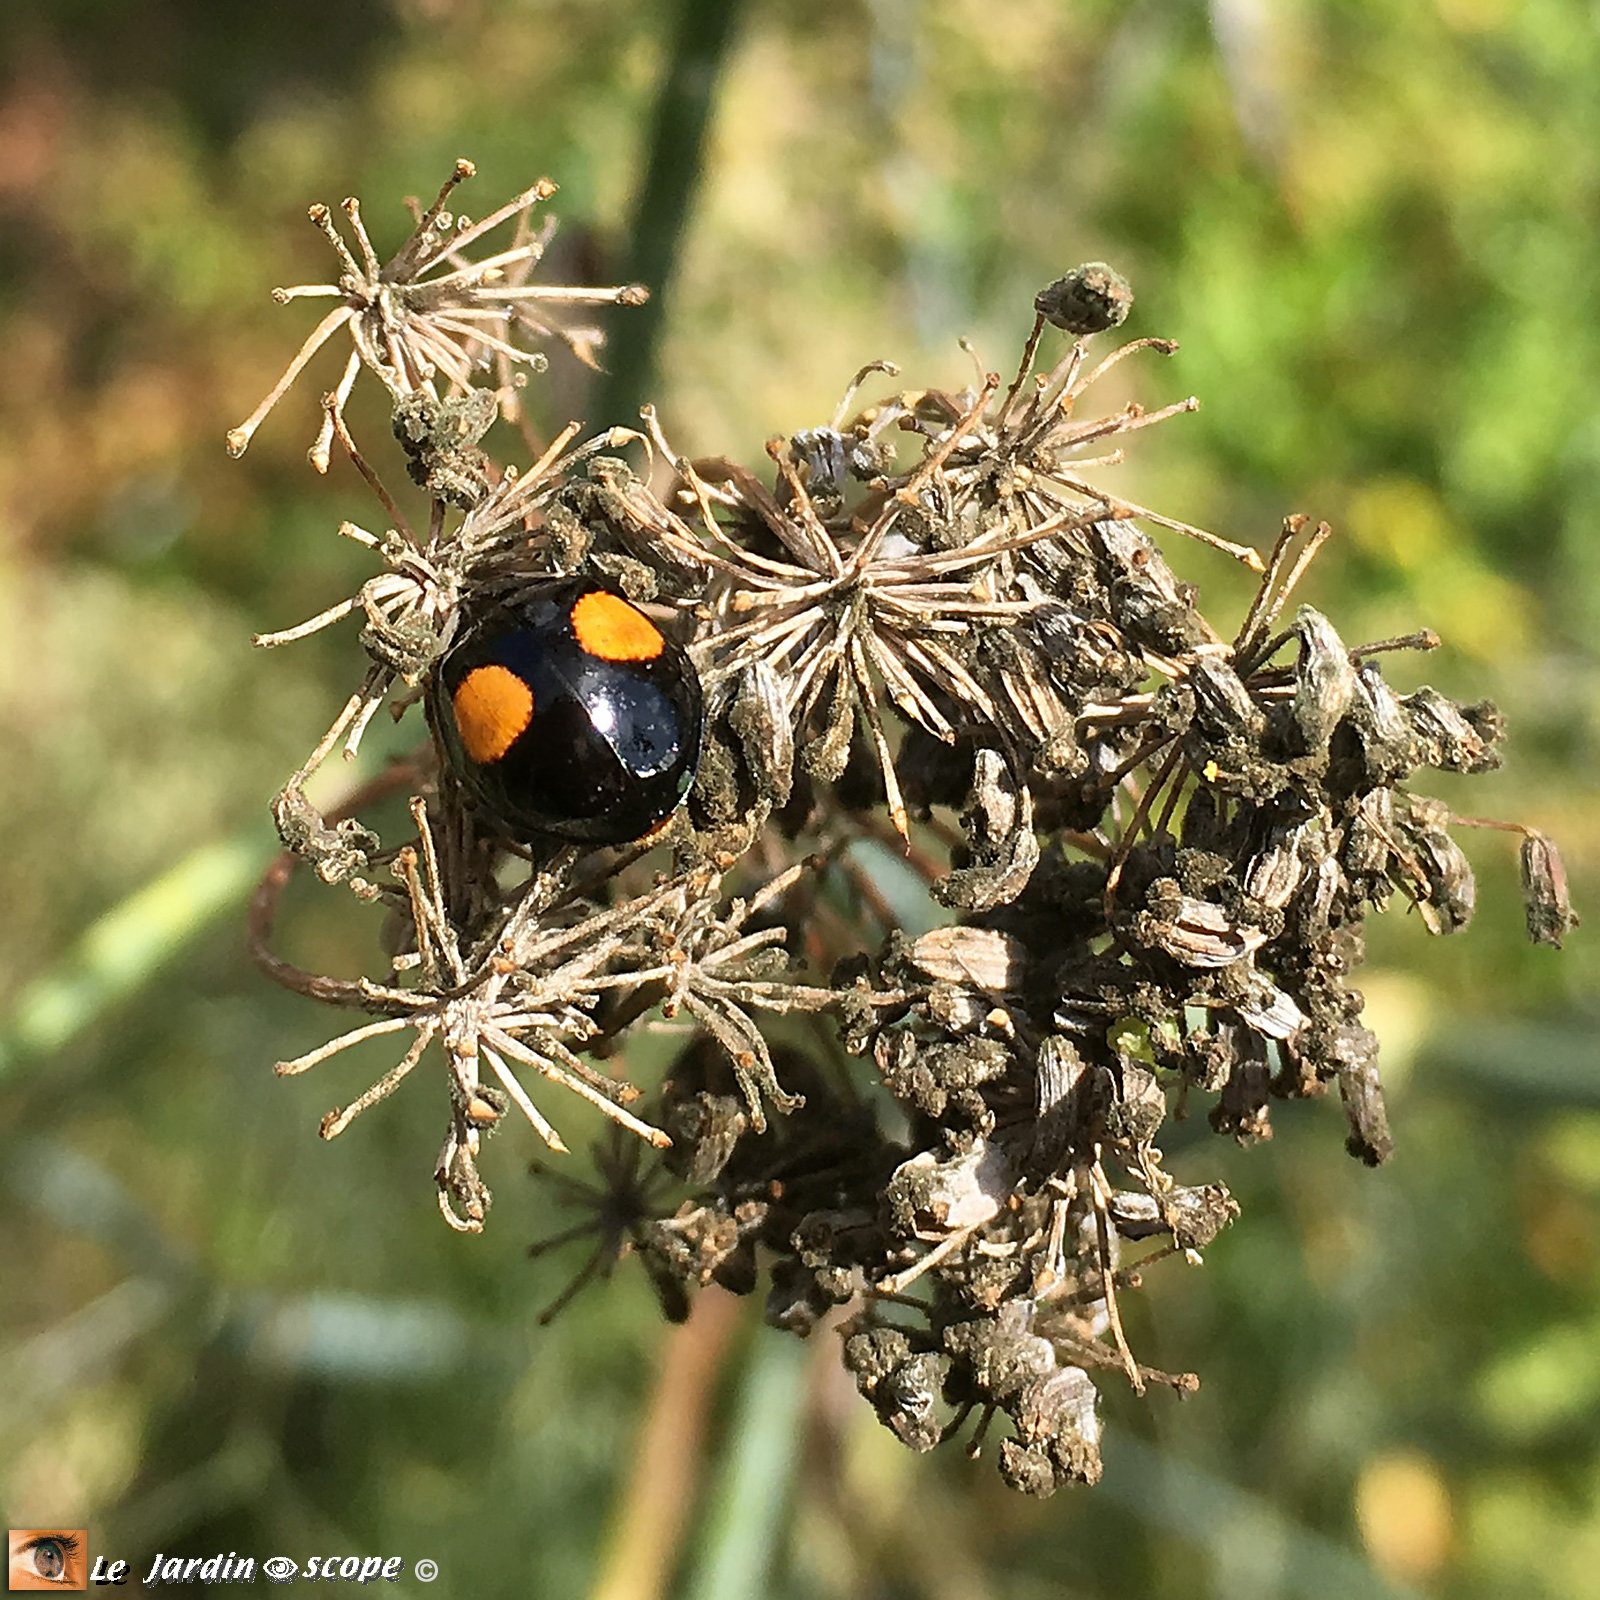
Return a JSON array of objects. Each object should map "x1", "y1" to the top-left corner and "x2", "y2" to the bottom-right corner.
[{"x1": 240, "y1": 166, "x2": 1574, "y2": 1495}]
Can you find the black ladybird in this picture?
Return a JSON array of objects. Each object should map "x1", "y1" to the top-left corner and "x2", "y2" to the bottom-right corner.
[{"x1": 430, "y1": 579, "x2": 703, "y2": 844}]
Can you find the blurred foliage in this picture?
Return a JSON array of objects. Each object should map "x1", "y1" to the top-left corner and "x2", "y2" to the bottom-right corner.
[{"x1": 1, "y1": 1, "x2": 1595, "y2": 1597}]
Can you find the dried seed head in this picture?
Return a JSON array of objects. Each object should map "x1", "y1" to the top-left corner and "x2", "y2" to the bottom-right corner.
[
  {"x1": 227, "y1": 161, "x2": 645, "y2": 468},
  {"x1": 238, "y1": 161, "x2": 1567, "y2": 1498}
]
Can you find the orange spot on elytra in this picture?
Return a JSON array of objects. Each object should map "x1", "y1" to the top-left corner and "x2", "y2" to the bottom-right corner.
[
  {"x1": 571, "y1": 590, "x2": 664, "y2": 661},
  {"x1": 452, "y1": 664, "x2": 533, "y2": 763}
]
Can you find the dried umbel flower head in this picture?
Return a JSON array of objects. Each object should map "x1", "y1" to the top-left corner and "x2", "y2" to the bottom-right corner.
[
  {"x1": 239, "y1": 161, "x2": 1570, "y2": 1494},
  {"x1": 228, "y1": 159, "x2": 647, "y2": 471}
]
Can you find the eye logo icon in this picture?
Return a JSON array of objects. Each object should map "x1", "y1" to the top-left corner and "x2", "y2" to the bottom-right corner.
[
  {"x1": 262, "y1": 1557, "x2": 298, "y2": 1583},
  {"x1": 8, "y1": 1531, "x2": 88, "y2": 1591}
]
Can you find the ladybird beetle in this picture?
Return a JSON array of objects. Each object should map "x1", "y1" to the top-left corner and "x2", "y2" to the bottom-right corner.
[{"x1": 430, "y1": 578, "x2": 703, "y2": 844}]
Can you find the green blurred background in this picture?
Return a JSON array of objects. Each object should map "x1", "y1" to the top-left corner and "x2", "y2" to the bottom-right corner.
[{"x1": 1, "y1": 2, "x2": 1596, "y2": 1596}]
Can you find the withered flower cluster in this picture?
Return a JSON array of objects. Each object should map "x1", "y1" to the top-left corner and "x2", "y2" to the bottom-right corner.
[{"x1": 241, "y1": 165, "x2": 1574, "y2": 1496}]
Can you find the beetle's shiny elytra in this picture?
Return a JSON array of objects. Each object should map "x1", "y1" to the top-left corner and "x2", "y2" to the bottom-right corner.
[{"x1": 430, "y1": 579, "x2": 703, "y2": 844}]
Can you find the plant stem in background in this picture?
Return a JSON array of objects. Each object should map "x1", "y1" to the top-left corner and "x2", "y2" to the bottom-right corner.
[
  {"x1": 0, "y1": 834, "x2": 271, "y2": 1083},
  {"x1": 679, "y1": 1324, "x2": 809, "y2": 1600},
  {"x1": 597, "y1": 0, "x2": 748, "y2": 428}
]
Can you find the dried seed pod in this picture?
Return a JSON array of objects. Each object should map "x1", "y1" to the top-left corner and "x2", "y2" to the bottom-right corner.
[
  {"x1": 1403, "y1": 686, "x2": 1503, "y2": 774},
  {"x1": 1008, "y1": 1366, "x2": 1103, "y2": 1490},
  {"x1": 843, "y1": 1325, "x2": 914, "y2": 1398},
  {"x1": 1394, "y1": 796, "x2": 1477, "y2": 934},
  {"x1": 1107, "y1": 1058, "x2": 1166, "y2": 1145},
  {"x1": 1210, "y1": 1031, "x2": 1273, "y2": 1143},
  {"x1": 1303, "y1": 852, "x2": 1341, "y2": 934},
  {"x1": 909, "y1": 925, "x2": 1029, "y2": 991},
  {"x1": 1336, "y1": 1037, "x2": 1394, "y2": 1165},
  {"x1": 1136, "y1": 881, "x2": 1269, "y2": 968},
  {"x1": 1165, "y1": 1183, "x2": 1240, "y2": 1250},
  {"x1": 728, "y1": 659, "x2": 795, "y2": 808},
  {"x1": 1288, "y1": 606, "x2": 1356, "y2": 754},
  {"x1": 944, "y1": 1304, "x2": 1056, "y2": 1403},
  {"x1": 882, "y1": 1351, "x2": 952, "y2": 1452},
  {"x1": 1031, "y1": 1034, "x2": 1110, "y2": 1170},
  {"x1": 1184, "y1": 659, "x2": 1278, "y2": 793},
  {"x1": 1187, "y1": 658, "x2": 1265, "y2": 740},
  {"x1": 393, "y1": 388, "x2": 499, "y2": 507},
  {"x1": 1091, "y1": 519, "x2": 1213, "y2": 654},
  {"x1": 934, "y1": 749, "x2": 1041, "y2": 911},
  {"x1": 885, "y1": 1140, "x2": 1015, "y2": 1240},
  {"x1": 1242, "y1": 810, "x2": 1317, "y2": 911},
  {"x1": 1232, "y1": 970, "x2": 1307, "y2": 1042},
  {"x1": 1520, "y1": 831, "x2": 1579, "y2": 948},
  {"x1": 1034, "y1": 263, "x2": 1134, "y2": 334},
  {"x1": 1342, "y1": 787, "x2": 1395, "y2": 878},
  {"x1": 1337, "y1": 662, "x2": 1418, "y2": 788}
]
